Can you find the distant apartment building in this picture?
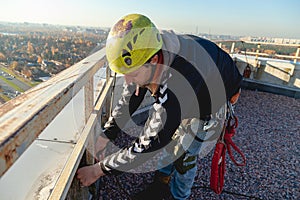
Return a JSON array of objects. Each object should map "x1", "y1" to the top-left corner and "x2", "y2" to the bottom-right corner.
[{"x1": 241, "y1": 36, "x2": 300, "y2": 46}]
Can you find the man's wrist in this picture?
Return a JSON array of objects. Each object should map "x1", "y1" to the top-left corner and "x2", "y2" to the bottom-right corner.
[
  {"x1": 94, "y1": 162, "x2": 105, "y2": 178},
  {"x1": 99, "y1": 162, "x2": 112, "y2": 175}
]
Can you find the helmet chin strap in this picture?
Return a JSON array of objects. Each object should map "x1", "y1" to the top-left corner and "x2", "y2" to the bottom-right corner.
[{"x1": 146, "y1": 50, "x2": 164, "y2": 96}]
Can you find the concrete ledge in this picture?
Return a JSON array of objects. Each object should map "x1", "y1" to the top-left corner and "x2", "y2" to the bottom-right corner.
[{"x1": 241, "y1": 78, "x2": 300, "y2": 99}]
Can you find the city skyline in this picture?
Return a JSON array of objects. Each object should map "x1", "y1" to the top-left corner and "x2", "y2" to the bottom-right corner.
[{"x1": 0, "y1": 0, "x2": 300, "y2": 39}]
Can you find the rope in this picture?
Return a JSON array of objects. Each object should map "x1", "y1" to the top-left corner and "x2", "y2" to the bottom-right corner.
[
  {"x1": 109, "y1": 72, "x2": 133, "y2": 199},
  {"x1": 210, "y1": 104, "x2": 246, "y2": 194},
  {"x1": 224, "y1": 116, "x2": 246, "y2": 166},
  {"x1": 241, "y1": 41, "x2": 249, "y2": 64}
]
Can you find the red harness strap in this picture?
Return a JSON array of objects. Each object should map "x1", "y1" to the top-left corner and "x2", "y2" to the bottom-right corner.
[
  {"x1": 210, "y1": 115, "x2": 246, "y2": 194},
  {"x1": 210, "y1": 141, "x2": 226, "y2": 194},
  {"x1": 224, "y1": 116, "x2": 246, "y2": 167}
]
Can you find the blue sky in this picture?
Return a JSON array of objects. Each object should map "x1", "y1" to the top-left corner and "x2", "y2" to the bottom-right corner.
[{"x1": 1, "y1": 0, "x2": 299, "y2": 38}]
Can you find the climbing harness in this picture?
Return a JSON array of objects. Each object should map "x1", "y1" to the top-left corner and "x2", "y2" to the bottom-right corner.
[{"x1": 210, "y1": 102, "x2": 246, "y2": 194}]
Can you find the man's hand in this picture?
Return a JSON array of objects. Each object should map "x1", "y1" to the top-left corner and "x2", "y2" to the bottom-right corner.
[
  {"x1": 230, "y1": 88, "x2": 241, "y2": 104},
  {"x1": 76, "y1": 163, "x2": 104, "y2": 187}
]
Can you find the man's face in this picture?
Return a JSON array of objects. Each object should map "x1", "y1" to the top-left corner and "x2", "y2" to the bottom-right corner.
[{"x1": 124, "y1": 64, "x2": 152, "y2": 87}]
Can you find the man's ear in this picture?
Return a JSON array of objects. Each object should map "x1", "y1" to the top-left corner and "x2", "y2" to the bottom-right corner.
[{"x1": 150, "y1": 54, "x2": 159, "y2": 65}]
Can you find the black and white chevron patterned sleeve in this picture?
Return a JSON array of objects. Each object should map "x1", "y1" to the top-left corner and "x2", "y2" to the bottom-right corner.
[
  {"x1": 103, "y1": 83, "x2": 147, "y2": 140},
  {"x1": 100, "y1": 83, "x2": 181, "y2": 174}
]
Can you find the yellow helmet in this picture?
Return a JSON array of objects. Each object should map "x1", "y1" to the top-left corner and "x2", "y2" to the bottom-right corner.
[{"x1": 106, "y1": 14, "x2": 163, "y2": 74}]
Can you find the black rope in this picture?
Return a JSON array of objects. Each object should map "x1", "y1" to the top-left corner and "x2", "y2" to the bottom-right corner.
[
  {"x1": 241, "y1": 41, "x2": 250, "y2": 64},
  {"x1": 109, "y1": 72, "x2": 117, "y2": 116}
]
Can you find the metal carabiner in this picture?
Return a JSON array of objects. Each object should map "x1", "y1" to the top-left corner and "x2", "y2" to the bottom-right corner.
[{"x1": 228, "y1": 101, "x2": 235, "y2": 119}]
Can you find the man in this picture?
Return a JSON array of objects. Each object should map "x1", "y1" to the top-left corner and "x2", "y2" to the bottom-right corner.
[{"x1": 77, "y1": 13, "x2": 242, "y2": 200}]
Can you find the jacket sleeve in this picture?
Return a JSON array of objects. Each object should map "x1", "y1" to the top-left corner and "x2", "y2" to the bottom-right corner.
[
  {"x1": 100, "y1": 84, "x2": 181, "y2": 174},
  {"x1": 218, "y1": 49, "x2": 243, "y2": 99},
  {"x1": 103, "y1": 82, "x2": 147, "y2": 140}
]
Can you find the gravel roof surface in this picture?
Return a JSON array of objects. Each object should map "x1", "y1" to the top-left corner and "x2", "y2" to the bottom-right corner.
[{"x1": 97, "y1": 89, "x2": 300, "y2": 200}]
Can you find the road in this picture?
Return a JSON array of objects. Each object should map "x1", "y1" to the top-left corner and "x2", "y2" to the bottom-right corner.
[
  {"x1": 0, "y1": 64, "x2": 31, "y2": 99},
  {"x1": 0, "y1": 66, "x2": 31, "y2": 90}
]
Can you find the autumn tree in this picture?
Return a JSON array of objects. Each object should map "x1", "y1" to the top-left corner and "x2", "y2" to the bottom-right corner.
[
  {"x1": 37, "y1": 55, "x2": 43, "y2": 64},
  {"x1": 0, "y1": 52, "x2": 6, "y2": 61},
  {"x1": 263, "y1": 49, "x2": 276, "y2": 55},
  {"x1": 27, "y1": 41, "x2": 34, "y2": 54},
  {"x1": 9, "y1": 61, "x2": 18, "y2": 70},
  {"x1": 22, "y1": 68, "x2": 32, "y2": 79},
  {"x1": 51, "y1": 46, "x2": 56, "y2": 56}
]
